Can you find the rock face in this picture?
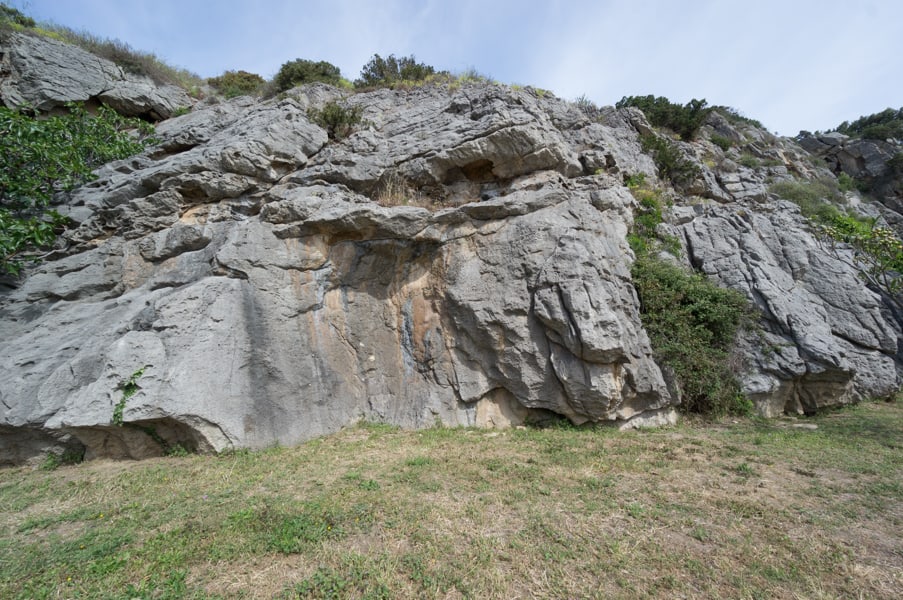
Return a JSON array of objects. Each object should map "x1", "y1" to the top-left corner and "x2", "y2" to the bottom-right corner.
[
  {"x1": 682, "y1": 201, "x2": 899, "y2": 416},
  {"x1": 1, "y1": 69, "x2": 901, "y2": 463},
  {"x1": 0, "y1": 31, "x2": 191, "y2": 119},
  {"x1": 798, "y1": 131, "x2": 902, "y2": 211}
]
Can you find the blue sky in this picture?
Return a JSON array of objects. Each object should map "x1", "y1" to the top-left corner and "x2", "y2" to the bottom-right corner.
[{"x1": 15, "y1": 0, "x2": 903, "y2": 136}]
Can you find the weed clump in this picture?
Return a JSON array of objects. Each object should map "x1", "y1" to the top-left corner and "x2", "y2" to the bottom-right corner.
[{"x1": 207, "y1": 70, "x2": 265, "y2": 98}]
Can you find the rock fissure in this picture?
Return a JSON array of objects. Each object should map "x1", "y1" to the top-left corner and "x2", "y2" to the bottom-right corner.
[{"x1": 1, "y1": 41, "x2": 901, "y2": 463}]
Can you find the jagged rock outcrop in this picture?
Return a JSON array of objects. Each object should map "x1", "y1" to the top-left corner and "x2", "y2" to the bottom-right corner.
[
  {"x1": 1, "y1": 84, "x2": 679, "y2": 463},
  {"x1": 0, "y1": 31, "x2": 191, "y2": 119},
  {"x1": 681, "y1": 201, "x2": 899, "y2": 416},
  {"x1": 798, "y1": 131, "x2": 902, "y2": 211},
  {"x1": 1, "y1": 57, "x2": 900, "y2": 463}
]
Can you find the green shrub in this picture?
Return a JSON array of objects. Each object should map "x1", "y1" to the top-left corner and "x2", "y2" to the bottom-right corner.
[
  {"x1": 0, "y1": 104, "x2": 154, "y2": 274},
  {"x1": 273, "y1": 58, "x2": 343, "y2": 92},
  {"x1": 632, "y1": 255, "x2": 753, "y2": 416},
  {"x1": 713, "y1": 106, "x2": 764, "y2": 130},
  {"x1": 837, "y1": 172, "x2": 856, "y2": 193},
  {"x1": 821, "y1": 214, "x2": 903, "y2": 303},
  {"x1": 355, "y1": 54, "x2": 437, "y2": 88},
  {"x1": 617, "y1": 95, "x2": 711, "y2": 140},
  {"x1": 0, "y1": 3, "x2": 35, "y2": 28},
  {"x1": 835, "y1": 107, "x2": 903, "y2": 141},
  {"x1": 769, "y1": 179, "x2": 842, "y2": 222},
  {"x1": 710, "y1": 134, "x2": 734, "y2": 151},
  {"x1": 307, "y1": 102, "x2": 363, "y2": 140},
  {"x1": 207, "y1": 70, "x2": 265, "y2": 98},
  {"x1": 640, "y1": 133, "x2": 701, "y2": 189}
]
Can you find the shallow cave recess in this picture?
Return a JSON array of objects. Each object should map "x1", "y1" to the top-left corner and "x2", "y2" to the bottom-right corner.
[
  {"x1": 64, "y1": 417, "x2": 214, "y2": 461},
  {"x1": 373, "y1": 159, "x2": 512, "y2": 209}
]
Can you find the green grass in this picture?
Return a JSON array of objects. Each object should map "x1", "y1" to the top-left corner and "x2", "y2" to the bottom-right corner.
[{"x1": 1, "y1": 401, "x2": 900, "y2": 599}]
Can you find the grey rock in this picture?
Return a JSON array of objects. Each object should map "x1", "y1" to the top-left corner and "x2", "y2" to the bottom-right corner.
[
  {"x1": 681, "y1": 202, "x2": 899, "y2": 415},
  {"x1": 0, "y1": 31, "x2": 191, "y2": 119},
  {"x1": 1, "y1": 79, "x2": 900, "y2": 464}
]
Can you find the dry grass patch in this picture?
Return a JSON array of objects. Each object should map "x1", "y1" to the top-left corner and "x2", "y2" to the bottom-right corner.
[{"x1": 1, "y1": 403, "x2": 900, "y2": 598}]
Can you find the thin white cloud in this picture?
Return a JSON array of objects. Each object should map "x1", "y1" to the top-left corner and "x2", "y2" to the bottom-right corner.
[{"x1": 20, "y1": 0, "x2": 903, "y2": 134}]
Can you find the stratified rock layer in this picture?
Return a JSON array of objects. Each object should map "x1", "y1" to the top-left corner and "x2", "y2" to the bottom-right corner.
[
  {"x1": 1, "y1": 76, "x2": 900, "y2": 463},
  {"x1": 0, "y1": 31, "x2": 191, "y2": 119}
]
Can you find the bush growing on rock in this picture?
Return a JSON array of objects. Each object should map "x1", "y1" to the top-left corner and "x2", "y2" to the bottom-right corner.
[
  {"x1": 617, "y1": 95, "x2": 711, "y2": 140},
  {"x1": 0, "y1": 3, "x2": 35, "y2": 28},
  {"x1": 640, "y1": 133, "x2": 701, "y2": 190},
  {"x1": 835, "y1": 107, "x2": 903, "y2": 141},
  {"x1": 274, "y1": 58, "x2": 344, "y2": 92},
  {"x1": 354, "y1": 53, "x2": 438, "y2": 88},
  {"x1": 307, "y1": 101, "x2": 363, "y2": 140},
  {"x1": 631, "y1": 255, "x2": 753, "y2": 416},
  {"x1": 626, "y1": 178, "x2": 753, "y2": 416},
  {"x1": 0, "y1": 104, "x2": 154, "y2": 274},
  {"x1": 208, "y1": 70, "x2": 265, "y2": 98}
]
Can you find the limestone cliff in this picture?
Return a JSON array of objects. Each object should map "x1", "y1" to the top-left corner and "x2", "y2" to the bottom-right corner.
[{"x1": 1, "y1": 32, "x2": 900, "y2": 464}]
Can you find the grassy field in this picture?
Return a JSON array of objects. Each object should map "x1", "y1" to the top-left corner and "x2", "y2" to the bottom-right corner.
[{"x1": 1, "y1": 402, "x2": 900, "y2": 599}]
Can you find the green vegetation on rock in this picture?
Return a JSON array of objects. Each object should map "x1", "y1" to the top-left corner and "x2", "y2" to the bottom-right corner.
[
  {"x1": 625, "y1": 178, "x2": 753, "y2": 416},
  {"x1": 355, "y1": 53, "x2": 439, "y2": 88},
  {"x1": 207, "y1": 70, "x2": 265, "y2": 98},
  {"x1": 617, "y1": 95, "x2": 711, "y2": 140},
  {"x1": 273, "y1": 58, "x2": 344, "y2": 92},
  {"x1": 835, "y1": 107, "x2": 903, "y2": 141},
  {"x1": 640, "y1": 133, "x2": 701, "y2": 190},
  {"x1": 0, "y1": 104, "x2": 154, "y2": 275},
  {"x1": 307, "y1": 101, "x2": 364, "y2": 141}
]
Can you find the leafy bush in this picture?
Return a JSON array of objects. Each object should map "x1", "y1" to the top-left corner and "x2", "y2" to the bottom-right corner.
[
  {"x1": 273, "y1": 58, "x2": 343, "y2": 92},
  {"x1": 307, "y1": 102, "x2": 363, "y2": 140},
  {"x1": 710, "y1": 134, "x2": 734, "y2": 151},
  {"x1": 640, "y1": 133, "x2": 701, "y2": 189},
  {"x1": 0, "y1": 3, "x2": 35, "y2": 28},
  {"x1": 617, "y1": 95, "x2": 711, "y2": 140},
  {"x1": 355, "y1": 54, "x2": 437, "y2": 88},
  {"x1": 207, "y1": 70, "x2": 265, "y2": 98},
  {"x1": 821, "y1": 215, "x2": 903, "y2": 305},
  {"x1": 835, "y1": 107, "x2": 903, "y2": 141},
  {"x1": 632, "y1": 255, "x2": 753, "y2": 416},
  {"x1": 0, "y1": 104, "x2": 154, "y2": 274}
]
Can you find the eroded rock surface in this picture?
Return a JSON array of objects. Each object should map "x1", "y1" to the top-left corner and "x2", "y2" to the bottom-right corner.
[
  {"x1": 681, "y1": 201, "x2": 899, "y2": 416},
  {"x1": 0, "y1": 31, "x2": 191, "y2": 119},
  {"x1": 1, "y1": 77, "x2": 900, "y2": 463}
]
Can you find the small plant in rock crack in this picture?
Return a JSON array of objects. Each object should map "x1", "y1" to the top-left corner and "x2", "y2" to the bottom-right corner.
[{"x1": 112, "y1": 367, "x2": 146, "y2": 426}]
